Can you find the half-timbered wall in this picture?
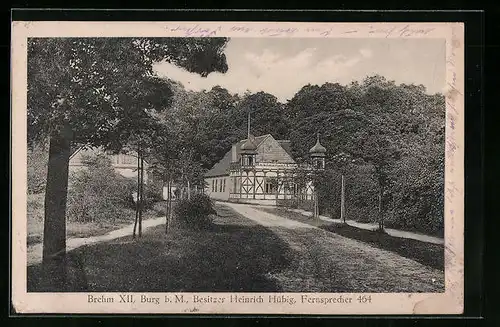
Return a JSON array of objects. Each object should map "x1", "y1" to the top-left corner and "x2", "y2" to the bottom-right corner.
[{"x1": 227, "y1": 165, "x2": 314, "y2": 204}]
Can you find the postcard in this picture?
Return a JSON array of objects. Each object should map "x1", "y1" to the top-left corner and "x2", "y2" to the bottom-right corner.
[{"x1": 11, "y1": 21, "x2": 464, "y2": 315}]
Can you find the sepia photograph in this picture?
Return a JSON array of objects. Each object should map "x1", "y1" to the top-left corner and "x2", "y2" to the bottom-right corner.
[{"x1": 11, "y1": 21, "x2": 464, "y2": 314}]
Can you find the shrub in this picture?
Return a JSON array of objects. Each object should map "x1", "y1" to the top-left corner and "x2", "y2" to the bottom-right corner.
[
  {"x1": 152, "y1": 201, "x2": 168, "y2": 216},
  {"x1": 27, "y1": 193, "x2": 45, "y2": 221},
  {"x1": 173, "y1": 194, "x2": 215, "y2": 230},
  {"x1": 143, "y1": 185, "x2": 163, "y2": 210},
  {"x1": 27, "y1": 144, "x2": 48, "y2": 194},
  {"x1": 67, "y1": 153, "x2": 137, "y2": 224}
]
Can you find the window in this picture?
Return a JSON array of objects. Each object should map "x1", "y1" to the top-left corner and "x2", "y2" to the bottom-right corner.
[
  {"x1": 215, "y1": 179, "x2": 218, "y2": 192},
  {"x1": 233, "y1": 177, "x2": 237, "y2": 193},
  {"x1": 265, "y1": 182, "x2": 275, "y2": 194},
  {"x1": 223, "y1": 179, "x2": 226, "y2": 192},
  {"x1": 212, "y1": 180, "x2": 215, "y2": 192},
  {"x1": 241, "y1": 155, "x2": 254, "y2": 166},
  {"x1": 220, "y1": 179, "x2": 223, "y2": 192}
]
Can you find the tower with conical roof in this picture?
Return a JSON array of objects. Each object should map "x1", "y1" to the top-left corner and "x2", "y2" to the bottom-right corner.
[
  {"x1": 240, "y1": 112, "x2": 257, "y2": 167},
  {"x1": 309, "y1": 133, "x2": 326, "y2": 170}
]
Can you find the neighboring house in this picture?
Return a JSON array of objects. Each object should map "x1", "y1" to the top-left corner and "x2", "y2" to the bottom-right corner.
[
  {"x1": 69, "y1": 147, "x2": 181, "y2": 201},
  {"x1": 204, "y1": 119, "x2": 326, "y2": 206},
  {"x1": 68, "y1": 147, "x2": 149, "y2": 183}
]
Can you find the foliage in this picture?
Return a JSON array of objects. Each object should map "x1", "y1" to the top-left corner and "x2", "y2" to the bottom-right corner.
[
  {"x1": 27, "y1": 37, "x2": 229, "y2": 271},
  {"x1": 283, "y1": 75, "x2": 445, "y2": 235},
  {"x1": 236, "y1": 92, "x2": 289, "y2": 140},
  {"x1": 27, "y1": 35, "x2": 444, "y2": 238},
  {"x1": 27, "y1": 143, "x2": 49, "y2": 194},
  {"x1": 66, "y1": 153, "x2": 138, "y2": 223},
  {"x1": 27, "y1": 37, "x2": 229, "y2": 147},
  {"x1": 27, "y1": 193, "x2": 45, "y2": 222},
  {"x1": 173, "y1": 194, "x2": 216, "y2": 230}
]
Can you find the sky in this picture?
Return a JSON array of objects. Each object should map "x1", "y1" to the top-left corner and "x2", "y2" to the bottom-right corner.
[{"x1": 154, "y1": 38, "x2": 446, "y2": 103}]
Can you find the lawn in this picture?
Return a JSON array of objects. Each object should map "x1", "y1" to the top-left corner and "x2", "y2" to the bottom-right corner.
[
  {"x1": 27, "y1": 204, "x2": 293, "y2": 292},
  {"x1": 27, "y1": 193, "x2": 155, "y2": 246},
  {"x1": 27, "y1": 203, "x2": 444, "y2": 293},
  {"x1": 260, "y1": 207, "x2": 444, "y2": 271}
]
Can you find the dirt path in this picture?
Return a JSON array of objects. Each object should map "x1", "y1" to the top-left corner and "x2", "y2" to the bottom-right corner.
[
  {"x1": 221, "y1": 202, "x2": 444, "y2": 293},
  {"x1": 256, "y1": 207, "x2": 444, "y2": 245},
  {"x1": 27, "y1": 217, "x2": 165, "y2": 266}
]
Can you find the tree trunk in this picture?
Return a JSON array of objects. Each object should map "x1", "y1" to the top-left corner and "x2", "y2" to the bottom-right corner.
[
  {"x1": 41, "y1": 126, "x2": 72, "y2": 290},
  {"x1": 138, "y1": 155, "x2": 144, "y2": 237},
  {"x1": 167, "y1": 180, "x2": 173, "y2": 232},
  {"x1": 314, "y1": 190, "x2": 318, "y2": 219},
  {"x1": 341, "y1": 174, "x2": 346, "y2": 223},
  {"x1": 133, "y1": 148, "x2": 140, "y2": 239},
  {"x1": 378, "y1": 185, "x2": 384, "y2": 231},
  {"x1": 187, "y1": 180, "x2": 191, "y2": 200},
  {"x1": 275, "y1": 181, "x2": 279, "y2": 205},
  {"x1": 165, "y1": 180, "x2": 170, "y2": 234}
]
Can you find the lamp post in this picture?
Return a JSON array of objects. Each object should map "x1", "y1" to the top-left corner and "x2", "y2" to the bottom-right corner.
[{"x1": 334, "y1": 152, "x2": 352, "y2": 224}]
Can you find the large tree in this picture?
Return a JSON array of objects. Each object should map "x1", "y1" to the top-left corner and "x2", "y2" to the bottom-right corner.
[
  {"x1": 286, "y1": 75, "x2": 444, "y2": 232},
  {"x1": 27, "y1": 37, "x2": 229, "y2": 289},
  {"x1": 236, "y1": 91, "x2": 289, "y2": 140},
  {"x1": 162, "y1": 85, "x2": 242, "y2": 170}
]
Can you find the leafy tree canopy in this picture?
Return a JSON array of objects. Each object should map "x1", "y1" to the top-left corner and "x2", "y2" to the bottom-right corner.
[{"x1": 27, "y1": 37, "x2": 229, "y2": 148}]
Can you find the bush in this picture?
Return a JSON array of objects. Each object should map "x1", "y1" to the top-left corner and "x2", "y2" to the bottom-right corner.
[
  {"x1": 173, "y1": 194, "x2": 215, "y2": 230},
  {"x1": 27, "y1": 193, "x2": 45, "y2": 221},
  {"x1": 27, "y1": 144, "x2": 48, "y2": 194},
  {"x1": 152, "y1": 201, "x2": 168, "y2": 216},
  {"x1": 67, "y1": 154, "x2": 137, "y2": 224},
  {"x1": 143, "y1": 186, "x2": 163, "y2": 210}
]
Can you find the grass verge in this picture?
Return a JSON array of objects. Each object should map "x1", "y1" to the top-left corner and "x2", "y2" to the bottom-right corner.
[
  {"x1": 27, "y1": 193, "x2": 158, "y2": 246},
  {"x1": 261, "y1": 207, "x2": 444, "y2": 271},
  {"x1": 27, "y1": 204, "x2": 292, "y2": 292}
]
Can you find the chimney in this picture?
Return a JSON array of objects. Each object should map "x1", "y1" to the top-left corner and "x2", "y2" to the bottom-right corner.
[{"x1": 231, "y1": 144, "x2": 237, "y2": 162}]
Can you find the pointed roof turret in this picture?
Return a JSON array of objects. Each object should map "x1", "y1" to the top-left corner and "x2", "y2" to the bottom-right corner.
[
  {"x1": 309, "y1": 133, "x2": 327, "y2": 156},
  {"x1": 241, "y1": 136, "x2": 258, "y2": 152},
  {"x1": 241, "y1": 112, "x2": 257, "y2": 153}
]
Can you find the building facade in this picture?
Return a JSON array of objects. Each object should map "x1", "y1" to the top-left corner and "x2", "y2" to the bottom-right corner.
[
  {"x1": 204, "y1": 131, "x2": 326, "y2": 206},
  {"x1": 69, "y1": 147, "x2": 149, "y2": 182},
  {"x1": 69, "y1": 147, "x2": 183, "y2": 201}
]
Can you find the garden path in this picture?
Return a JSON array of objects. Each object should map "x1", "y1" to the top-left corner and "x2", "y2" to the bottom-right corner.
[
  {"x1": 233, "y1": 203, "x2": 444, "y2": 245},
  {"x1": 27, "y1": 217, "x2": 165, "y2": 266},
  {"x1": 221, "y1": 202, "x2": 444, "y2": 293}
]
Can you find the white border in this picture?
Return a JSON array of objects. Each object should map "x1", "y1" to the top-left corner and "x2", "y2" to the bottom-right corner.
[{"x1": 11, "y1": 21, "x2": 464, "y2": 315}]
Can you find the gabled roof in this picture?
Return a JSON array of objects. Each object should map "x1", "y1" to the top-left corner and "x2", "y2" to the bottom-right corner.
[
  {"x1": 276, "y1": 140, "x2": 293, "y2": 158},
  {"x1": 204, "y1": 134, "x2": 295, "y2": 178},
  {"x1": 204, "y1": 150, "x2": 232, "y2": 178}
]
